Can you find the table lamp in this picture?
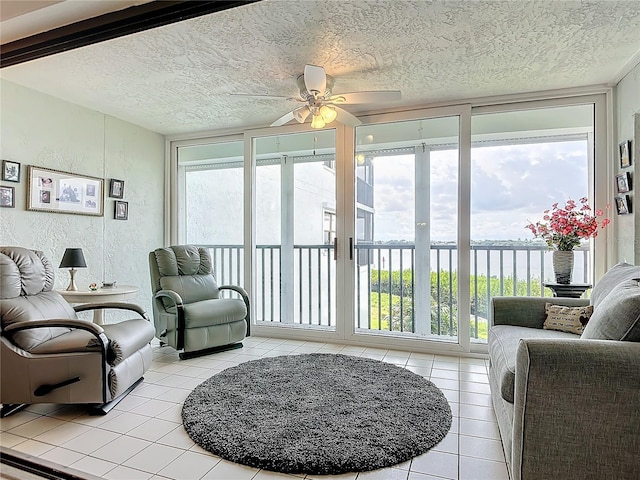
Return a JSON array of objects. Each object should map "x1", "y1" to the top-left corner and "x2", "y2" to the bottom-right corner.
[{"x1": 59, "y1": 248, "x2": 87, "y2": 291}]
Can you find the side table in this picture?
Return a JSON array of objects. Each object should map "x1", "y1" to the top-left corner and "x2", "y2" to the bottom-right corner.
[
  {"x1": 543, "y1": 282, "x2": 592, "y2": 299},
  {"x1": 57, "y1": 285, "x2": 139, "y2": 325}
]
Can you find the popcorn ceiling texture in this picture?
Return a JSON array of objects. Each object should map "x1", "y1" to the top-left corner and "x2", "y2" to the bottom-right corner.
[{"x1": 2, "y1": 0, "x2": 640, "y2": 135}]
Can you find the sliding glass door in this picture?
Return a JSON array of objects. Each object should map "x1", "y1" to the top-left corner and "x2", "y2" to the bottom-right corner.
[
  {"x1": 469, "y1": 102, "x2": 598, "y2": 344},
  {"x1": 177, "y1": 139, "x2": 245, "y2": 286},
  {"x1": 351, "y1": 115, "x2": 462, "y2": 344},
  {"x1": 174, "y1": 95, "x2": 607, "y2": 353},
  {"x1": 252, "y1": 130, "x2": 337, "y2": 331}
]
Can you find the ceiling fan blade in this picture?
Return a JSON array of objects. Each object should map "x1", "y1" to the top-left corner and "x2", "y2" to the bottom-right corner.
[
  {"x1": 230, "y1": 93, "x2": 299, "y2": 101},
  {"x1": 270, "y1": 111, "x2": 295, "y2": 127},
  {"x1": 304, "y1": 64, "x2": 327, "y2": 96},
  {"x1": 334, "y1": 106, "x2": 362, "y2": 127},
  {"x1": 328, "y1": 91, "x2": 402, "y2": 104}
]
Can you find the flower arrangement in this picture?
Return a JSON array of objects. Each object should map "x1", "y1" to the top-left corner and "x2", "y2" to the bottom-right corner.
[{"x1": 526, "y1": 197, "x2": 610, "y2": 251}]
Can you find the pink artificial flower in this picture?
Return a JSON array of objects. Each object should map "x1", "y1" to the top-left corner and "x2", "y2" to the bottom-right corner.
[{"x1": 525, "y1": 198, "x2": 610, "y2": 251}]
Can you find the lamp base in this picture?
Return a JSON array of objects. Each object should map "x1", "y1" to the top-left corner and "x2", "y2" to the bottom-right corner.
[{"x1": 66, "y1": 268, "x2": 78, "y2": 291}]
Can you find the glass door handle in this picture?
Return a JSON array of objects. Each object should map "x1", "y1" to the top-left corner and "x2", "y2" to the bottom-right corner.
[
  {"x1": 333, "y1": 237, "x2": 338, "y2": 261},
  {"x1": 349, "y1": 237, "x2": 354, "y2": 260}
]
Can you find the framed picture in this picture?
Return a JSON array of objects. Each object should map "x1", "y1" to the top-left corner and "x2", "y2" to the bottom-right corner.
[
  {"x1": 114, "y1": 200, "x2": 128, "y2": 220},
  {"x1": 109, "y1": 179, "x2": 125, "y2": 199},
  {"x1": 619, "y1": 140, "x2": 632, "y2": 168},
  {"x1": 27, "y1": 166, "x2": 104, "y2": 216},
  {"x1": 614, "y1": 195, "x2": 631, "y2": 215},
  {"x1": 0, "y1": 185, "x2": 15, "y2": 208},
  {"x1": 615, "y1": 172, "x2": 631, "y2": 193},
  {"x1": 2, "y1": 160, "x2": 20, "y2": 182}
]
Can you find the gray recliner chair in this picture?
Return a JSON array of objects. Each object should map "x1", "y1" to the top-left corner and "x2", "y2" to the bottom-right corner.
[
  {"x1": 149, "y1": 245, "x2": 250, "y2": 359},
  {"x1": 0, "y1": 246, "x2": 155, "y2": 417}
]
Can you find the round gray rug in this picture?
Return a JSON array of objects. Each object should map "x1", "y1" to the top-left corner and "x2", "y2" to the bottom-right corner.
[{"x1": 182, "y1": 353, "x2": 452, "y2": 475}]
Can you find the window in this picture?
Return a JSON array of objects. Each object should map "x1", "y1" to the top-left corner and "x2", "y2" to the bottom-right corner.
[{"x1": 323, "y1": 209, "x2": 336, "y2": 245}]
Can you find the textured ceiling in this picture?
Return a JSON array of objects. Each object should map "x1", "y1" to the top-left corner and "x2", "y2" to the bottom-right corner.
[{"x1": 2, "y1": 0, "x2": 640, "y2": 135}]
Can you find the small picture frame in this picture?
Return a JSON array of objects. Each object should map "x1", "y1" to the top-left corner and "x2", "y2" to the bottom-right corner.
[
  {"x1": 619, "y1": 140, "x2": 632, "y2": 168},
  {"x1": 615, "y1": 195, "x2": 631, "y2": 215},
  {"x1": 2, "y1": 160, "x2": 20, "y2": 182},
  {"x1": 109, "y1": 179, "x2": 125, "y2": 199},
  {"x1": 114, "y1": 200, "x2": 128, "y2": 220},
  {"x1": 0, "y1": 185, "x2": 15, "y2": 207},
  {"x1": 615, "y1": 172, "x2": 631, "y2": 193}
]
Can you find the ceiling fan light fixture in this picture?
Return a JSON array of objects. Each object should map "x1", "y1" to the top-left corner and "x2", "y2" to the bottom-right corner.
[
  {"x1": 268, "y1": 64, "x2": 398, "y2": 128},
  {"x1": 310, "y1": 111, "x2": 326, "y2": 129},
  {"x1": 320, "y1": 105, "x2": 337, "y2": 124},
  {"x1": 293, "y1": 106, "x2": 310, "y2": 123}
]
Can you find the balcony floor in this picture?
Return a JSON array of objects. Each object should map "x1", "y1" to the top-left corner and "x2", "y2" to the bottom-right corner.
[{"x1": 0, "y1": 336, "x2": 508, "y2": 480}]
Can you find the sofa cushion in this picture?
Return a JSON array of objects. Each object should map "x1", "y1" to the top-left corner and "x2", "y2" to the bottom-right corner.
[
  {"x1": 543, "y1": 303, "x2": 593, "y2": 335},
  {"x1": 581, "y1": 278, "x2": 640, "y2": 342},
  {"x1": 29, "y1": 329, "x2": 102, "y2": 355},
  {"x1": 183, "y1": 298, "x2": 247, "y2": 329},
  {"x1": 159, "y1": 274, "x2": 218, "y2": 308},
  {"x1": 590, "y1": 262, "x2": 640, "y2": 308},
  {"x1": 2, "y1": 291, "x2": 78, "y2": 352},
  {"x1": 488, "y1": 325, "x2": 578, "y2": 403}
]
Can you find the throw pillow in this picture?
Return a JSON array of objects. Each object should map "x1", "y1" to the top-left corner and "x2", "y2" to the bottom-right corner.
[
  {"x1": 543, "y1": 303, "x2": 593, "y2": 335},
  {"x1": 582, "y1": 278, "x2": 640, "y2": 341},
  {"x1": 590, "y1": 262, "x2": 640, "y2": 308}
]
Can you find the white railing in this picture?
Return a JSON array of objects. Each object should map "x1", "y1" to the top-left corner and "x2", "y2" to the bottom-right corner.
[{"x1": 199, "y1": 243, "x2": 590, "y2": 342}]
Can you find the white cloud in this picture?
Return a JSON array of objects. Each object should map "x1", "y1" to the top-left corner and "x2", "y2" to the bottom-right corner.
[{"x1": 368, "y1": 140, "x2": 591, "y2": 242}]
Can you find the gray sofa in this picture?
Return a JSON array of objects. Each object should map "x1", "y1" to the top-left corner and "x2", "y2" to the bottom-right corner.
[{"x1": 488, "y1": 262, "x2": 640, "y2": 480}]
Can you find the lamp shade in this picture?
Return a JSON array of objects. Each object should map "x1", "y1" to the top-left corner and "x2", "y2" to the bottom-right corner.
[
  {"x1": 320, "y1": 105, "x2": 337, "y2": 123},
  {"x1": 59, "y1": 248, "x2": 87, "y2": 268},
  {"x1": 310, "y1": 112, "x2": 326, "y2": 129}
]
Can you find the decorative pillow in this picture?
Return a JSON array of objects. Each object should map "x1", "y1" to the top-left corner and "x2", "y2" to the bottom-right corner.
[
  {"x1": 590, "y1": 262, "x2": 640, "y2": 308},
  {"x1": 581, "y1": 279, "x2": 640, "y2": 342},
  {"x1": 543, "y1": 303, "x2": 593, "y2": 335}
]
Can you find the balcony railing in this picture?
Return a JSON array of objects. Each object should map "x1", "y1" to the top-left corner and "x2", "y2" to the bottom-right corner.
[{"x1": 200, "y1": 243, "x2": 590, "y2": 342}]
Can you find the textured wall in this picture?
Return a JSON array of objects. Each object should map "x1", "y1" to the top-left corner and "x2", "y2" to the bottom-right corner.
[
  {"x1": 615, "y1": 62, "x2": 640, "y2": 263},
  {"x1": 0, "y1": 79, "x2": 165, "y2": 320}
]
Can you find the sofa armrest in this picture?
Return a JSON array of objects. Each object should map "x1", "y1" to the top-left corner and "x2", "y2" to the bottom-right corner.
[
  {"x1": 154, "y1": 289, "x2": 184, "y2": 308},
  {"x1": 219, "y1": 285, "x2": 250, "y2": 336},
  {"x1": 4, "y1": 318, "x2": 104, "y2": 336},
  {"x1": 491, "y1": 296, "x2": 589, "y2": 329},
  {"x1": 512, "y1": 338, "x2": 640, "y2": 480}
]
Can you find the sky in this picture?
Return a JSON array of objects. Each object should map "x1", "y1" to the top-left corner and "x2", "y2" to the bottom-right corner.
[{"x1": 370, "y1": 140, "x2": 593, "y2": 242}]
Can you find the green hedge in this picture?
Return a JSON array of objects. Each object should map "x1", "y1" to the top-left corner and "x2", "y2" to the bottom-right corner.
[{"x1": 366, "y1": 269, "x2": 545, "y2": 339}]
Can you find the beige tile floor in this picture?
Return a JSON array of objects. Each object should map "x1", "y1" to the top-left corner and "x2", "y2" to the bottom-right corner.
[{"x1": 0, "y1": 337, "x2": 509, "y2": 480}]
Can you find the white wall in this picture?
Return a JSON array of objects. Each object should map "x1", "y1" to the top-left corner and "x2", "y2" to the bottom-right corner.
[
  {"x1": 615, "y1": 61, "x2": 640, "y2": 264},
  {"x1": 0, "y1": 79, "x2": 165, "y2": 318}
]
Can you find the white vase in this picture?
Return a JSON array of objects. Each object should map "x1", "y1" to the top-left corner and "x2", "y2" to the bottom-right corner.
[{"x1": 553, "y1": 250, "x2": 574, "y2": 284}]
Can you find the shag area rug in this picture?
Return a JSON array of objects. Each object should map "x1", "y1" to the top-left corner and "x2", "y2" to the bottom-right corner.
[{"x1": 182, "y1": 353, "x2": 452, "y2": 475}]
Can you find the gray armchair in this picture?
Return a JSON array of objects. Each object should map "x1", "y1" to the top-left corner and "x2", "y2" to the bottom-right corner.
[
  {"x1": 0, "y1": 246, "x2": 155, "y2": 417},
  {"x1": 149, "y1": 245, "x2": 250, "y2": 359}
]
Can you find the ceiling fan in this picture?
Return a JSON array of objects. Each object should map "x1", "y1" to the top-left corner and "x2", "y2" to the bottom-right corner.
[{"x1": 234, "y1": 65, "x2": 401, "y2": 129}]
